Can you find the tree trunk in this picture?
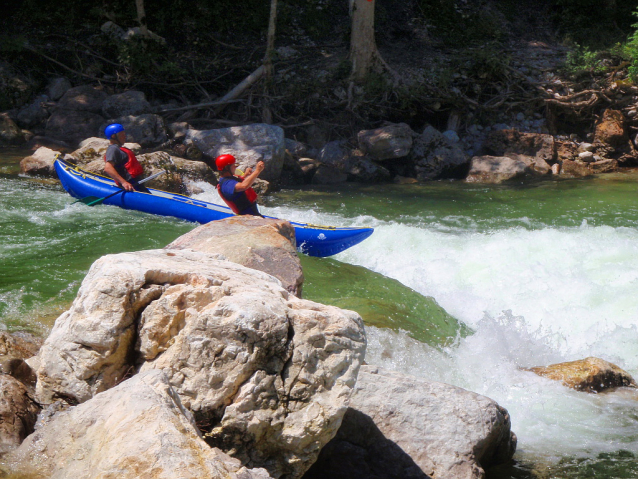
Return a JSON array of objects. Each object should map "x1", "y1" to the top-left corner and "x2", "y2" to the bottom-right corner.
[
  {"x1": 135, "y1": 0, "x2": 149, "y2": 38},
  {"x1": 349, "y1": 0, "x2": 378, "y2": 82},
  {"x1": 262, "y1": 0, "x2": 278, "y2": 123}
]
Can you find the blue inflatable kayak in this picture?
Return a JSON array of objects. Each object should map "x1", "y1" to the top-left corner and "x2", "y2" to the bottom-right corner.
[{"x1": 54, "y1": 158, "x2": 373, "y2": 257}]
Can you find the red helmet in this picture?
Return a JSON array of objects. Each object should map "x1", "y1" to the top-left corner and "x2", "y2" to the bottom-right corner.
[{"x1": 216, "y1": 154, "x2": 236, "y2": 170}]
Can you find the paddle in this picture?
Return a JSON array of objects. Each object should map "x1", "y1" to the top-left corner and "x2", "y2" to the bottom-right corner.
[{"x1": 73, "y1": 170, "x2": 166, "y2": 206}]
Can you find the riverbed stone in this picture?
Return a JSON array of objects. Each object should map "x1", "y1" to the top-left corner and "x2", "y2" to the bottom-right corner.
[
  {"x1": 465, "y1": 155, "x2": 531, "y2": 183},
  {"x1": 34, "y1": 248, "x2": 365, "y2": 478},
  {"x1": 166, "y1": 216, "x2": 304, "y2": 296},
  {"x1": 411, "y1": 125, "x2": 470, "y2": 180},
  {"x1": 186, "y1": 124, "x2": 285, "y2": 183},
  {"x1": 2, "y1": 370, "x2": 271, "y2": 479},
  {"x1": 357, "y1": 123, "x2": 413, "y2": 161},
  {"x1": 526, "y1": 357, "x2": 636, "y2": 393},
  {"x1": 19, "y1": 146, "x2": 62, "y2": 176},
  {"x1": 304, "y1": 365, "x2": 517, "y2": 479}
]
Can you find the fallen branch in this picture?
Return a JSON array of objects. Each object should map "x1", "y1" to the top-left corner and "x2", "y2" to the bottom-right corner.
[{"x1": 214, "y1": 65, "x2": 265, "y2": 114}]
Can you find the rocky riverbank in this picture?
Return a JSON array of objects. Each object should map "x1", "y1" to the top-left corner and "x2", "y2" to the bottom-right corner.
[{"x1": 8, "y1": 79, "x2": 638, "y2": 193}]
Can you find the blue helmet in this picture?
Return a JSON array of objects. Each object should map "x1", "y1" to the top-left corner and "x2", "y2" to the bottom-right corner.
[{"x1": 104, "y1": 123, "x2": 125, "y2": 139}]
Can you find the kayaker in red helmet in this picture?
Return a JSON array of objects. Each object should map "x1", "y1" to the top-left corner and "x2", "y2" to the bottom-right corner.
[
  {"x1": 216, "y1": 154, "x2": 264, "y2": 216},
  {"x1": 103, "y1": 123, "x2": 149, "y2": 193}
]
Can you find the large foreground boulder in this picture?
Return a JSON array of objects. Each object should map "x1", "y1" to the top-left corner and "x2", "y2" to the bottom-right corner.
[
  {"x1": 2, "y1": 370, "x2": 271, "y2": 479},
  {"x1": 166, "y1": 216, "x2": 304, "y2": 296},
  {"x1": 304, "y1": 365, "x2": 517, "y2": 479},
  {"x1": 186, "y1": 124, "x2": 285, "y2": 182},
  {"x1": 34, "y1": 248, "x2": 366, "y2": 478}
]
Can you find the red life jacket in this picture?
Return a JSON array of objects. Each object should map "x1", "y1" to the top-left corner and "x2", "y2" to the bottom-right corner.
[
  {"x1": 217, "y1": 176, "x2": 258, "y2": 215},
  {"x1": 120, "y1": 147, "x2": 144, "y2": 178},
  {"x1": 104, "y1": 146, "x2": 144, "y2": 179}
]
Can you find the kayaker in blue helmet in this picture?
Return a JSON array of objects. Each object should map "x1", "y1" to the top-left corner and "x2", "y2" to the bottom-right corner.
[
  {"x1": 216, "y1": 154, "x2": 264, "y2": 216},
  {"x1": 103, "y1": 123, "x2": 150, "y2": 193}
]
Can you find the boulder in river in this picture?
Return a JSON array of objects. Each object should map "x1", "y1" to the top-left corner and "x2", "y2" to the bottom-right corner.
[
  {"x1": 165, "y1": 216, "x2": 304, "y2": 296},
  {"x1": 526, "y1": 357, "x2": 637, "y2": 393},
  {"x1": 304, "y1": 365, "x2": 517, "y2": 479},
  {"x1": 34, "y1": 248, "x2": 366, "y2": 478}
]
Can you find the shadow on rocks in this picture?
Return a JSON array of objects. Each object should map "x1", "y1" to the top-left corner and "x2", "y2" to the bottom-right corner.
[{"x1": 302, "y1": 408, "x2": 432, "y2": 479}]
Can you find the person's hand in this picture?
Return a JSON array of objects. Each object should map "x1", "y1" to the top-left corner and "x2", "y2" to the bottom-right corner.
[
  {"x1": 244, "y1": 167, "x2": 253, "y2": 176},
  {"x1": 122, "y1": 181, "x2": 135, "y2": 192},
  {"x1": 255, "y1": 161, "x2": 265, "y2": 173}
]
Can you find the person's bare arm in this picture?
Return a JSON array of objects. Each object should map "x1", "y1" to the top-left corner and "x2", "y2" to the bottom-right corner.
[
  {"x1": 235, "y1": 161, "x2": 265, "y2": 192},
  {"x1": 104, "y1": 162, "x2": 135, "y2": 191}
]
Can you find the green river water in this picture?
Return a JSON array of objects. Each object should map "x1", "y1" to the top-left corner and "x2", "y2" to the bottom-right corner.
[{"x1": 3, "y1": 147, "x2": 638, "y2": 478}]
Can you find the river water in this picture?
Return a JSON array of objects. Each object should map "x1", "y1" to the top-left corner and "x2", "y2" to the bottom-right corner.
[{"x1": 3, "y1": 148, "x2": 638, "y2": 478}]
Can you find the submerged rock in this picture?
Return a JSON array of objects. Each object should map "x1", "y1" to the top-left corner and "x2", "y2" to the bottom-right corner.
[
  {"x1": 526, "y1": 357, "x2": 637, "y2": 393},
  {"x1": 304, "y1": 365, "x2": 517, "y2": 479}
]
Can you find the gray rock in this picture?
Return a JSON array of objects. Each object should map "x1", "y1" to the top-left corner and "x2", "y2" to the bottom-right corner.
[
  {"x1": 45, "y1": 108, "x2": 105, "y2": 145},
  {"x1": 46, "y1": 77, "x2": 72, "y2": 101},
  {"x1": 318, "y1": 140, "x2": 350, "y2": 167},
  {"x1": 186, "y1": 124, "x2": 285, "y2": 183},
  {"x1": 311, "y1": 163, "x2": 348, "y2": 184},
  {"x1": 442, "y1": 129, "x2": 460, "y2": 143},
  {"x1": 103, "y1": 113, "x2": 168, "y2": 147},
  {"x1": 412, "y1": 126, "x2": 470, "y2": 180},
  {"x1": 305, "y1": 365, "x2": 516, "y2": 479},
  {"x1": 16, "y1": 95, "x2": 50, "y2": 128},
  {"x1": 102, "y1": 90, "x2": 151, "y2": 118},
  {"x1": 57, "y1": 85, "x2": 107, "y2": 114},
  {"x1": 348, "y1": 157, "x2": 391, "y2": 183},
  {"x1": 357, "y1": 123, "x2": 413, "y2": 161}
]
